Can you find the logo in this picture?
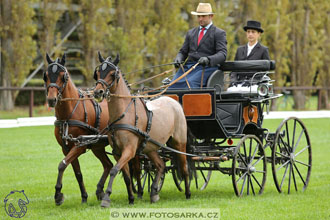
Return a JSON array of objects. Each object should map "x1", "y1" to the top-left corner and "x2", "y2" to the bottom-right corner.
[{"x1": 4, "y1": 190, "x2": 29, "y2": 218}]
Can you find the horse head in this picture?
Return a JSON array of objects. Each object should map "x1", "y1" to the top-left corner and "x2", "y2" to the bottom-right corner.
[
  {"x1": 43, "y1": 53, "x2": 69, "y2": 107},
  {"x1": 93, "y1": 51, "x2": 120, "y2": 102}
]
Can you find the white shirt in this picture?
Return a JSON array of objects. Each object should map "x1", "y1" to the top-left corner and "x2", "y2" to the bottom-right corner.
[{"x1": 247, "y1": 42, "x2": 258, "y2": 56}]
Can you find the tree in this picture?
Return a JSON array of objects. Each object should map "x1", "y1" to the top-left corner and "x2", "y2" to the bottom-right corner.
[
  {"x1": 0, "y1": 0, "x2": 37, "y2": 110},
  {"x1": 77, "y1": 0, "x2": 112, "y2": 86},
  {"x1": 36, "y1": 0, "x2": 64, "y2": 69},
  {"x1": 289, "y1": 0, "x2": 327, "y2": 109}
]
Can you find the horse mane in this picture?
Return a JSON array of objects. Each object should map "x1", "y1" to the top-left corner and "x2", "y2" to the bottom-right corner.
[{"x1": 120, "y1": 71, "x2": 131, "y2": 90}]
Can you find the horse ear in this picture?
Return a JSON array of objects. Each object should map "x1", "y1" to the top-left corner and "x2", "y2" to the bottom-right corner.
[
  {"x1": 98, "y1": 51, "x2": 105, "y2": 63},
  {"x1": 113, "y1": 53, "x2": 120, "y2": 66},
  {"x1": 93, "y1": 69, "x2": 98, "y2": 81},
  {"x1": 60, "y1": 53, "x2": 66, "y2": 66},
  {"x1": 46, "y1": 53, "x2": 53, "y2": 64},
  {"x1": 43, "y1": 72, "x2": 47, "y2": 82}
]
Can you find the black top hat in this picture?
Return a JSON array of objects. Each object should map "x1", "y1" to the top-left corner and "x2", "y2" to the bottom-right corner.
[{"x1": 243, "y1": 20, "x2": 264, "y2": 33}]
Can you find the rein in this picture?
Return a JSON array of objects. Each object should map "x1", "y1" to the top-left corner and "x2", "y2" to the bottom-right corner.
[{"x1": 105, "y1": 62, "x2": 199, "y2": 99}]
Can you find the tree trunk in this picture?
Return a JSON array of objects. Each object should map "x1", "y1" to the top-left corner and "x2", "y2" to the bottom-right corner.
[{"x1": 0, "y1": 0, "x2": 14, "y2": 110}]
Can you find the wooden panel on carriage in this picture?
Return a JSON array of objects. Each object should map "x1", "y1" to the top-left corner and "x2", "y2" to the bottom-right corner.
[{"x1": 164, "y1": 89, "x2": 216, "y2": 120}]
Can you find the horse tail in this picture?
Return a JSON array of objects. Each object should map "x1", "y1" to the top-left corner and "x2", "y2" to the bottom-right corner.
[
  {"x1": 168, "y1": 127, "x2": 195, "y2": 181},
  {"x1": 186, "y1": 126, "x2": 195, "y2": 181}
]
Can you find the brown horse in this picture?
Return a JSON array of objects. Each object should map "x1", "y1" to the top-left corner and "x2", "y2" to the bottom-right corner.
[
  {"x1": 93, "y1": 52, "x2": 191, "y2": 207},
  {"x1": 44, "y1": 53, "x2": 126, "y2": 205}
]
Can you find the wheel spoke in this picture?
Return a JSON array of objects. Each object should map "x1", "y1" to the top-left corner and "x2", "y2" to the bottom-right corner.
[
  {"x1": 292, "y1": 120, "x2": 297, "y2": 152},
  {"x1": 288, "y1": 163, "x2": 293, "y2": 194},
  {"x1": 247, "y1": 175, "x2": 250, "y2": 195},
  {"x1": 295, "y1": 145, "x2": 310, "y2": 157},
  {"x1": 250, "y1": 177, "x2": 255, "y2": 195},
  {"x1": 293, "y1": 162, "x2": 306, "y2": 186},
  {"x1": 293, "y1": 129, "x2": 304, "y2": 153},
  {"x1": 280, "y1": 162, "x2": 290, "y2": 189},
  {"x1": 142, "y1": 172, "x2": 147, "y2": 189},
  {"x1": 249, "y1": 139, "x2": 252, "y2": 161},
  {"x1": 238, "y1": 152, "x2": 249, "y2": 167},
  {"x1": 285, "y1": 121, "x2": 290, "y2": 150},
  {"x1": 243, "y1": 142, "x2": 248, "y2": 164},
  {"x1": 294, "y1": 159, "x2": 310, "y2": 167},
  {"x1": 250, "y1": 144, "x2": 259, "y2": 161},
  {"x1": 276, "y1": 159, "x2": 290, "y2": 171},
  {"x1": 240, "y1": 174, "x2": 248, "y2": 195},
  {"x1": 236, "y1": 171, "x2": 248, "y2": 184},
  {"x1": 252, "y1": 155, "x2": 264, "y2": 167},
  {"x1": 251, "y1": 174, "x2": 262, "y2": 188},
  {"x1": 292, "y1": 162, "x2": 298, "y2": 191},
  {"x1": 279, "y1": 135, "x2": 292, "y2": 155},
  {"x1": 275, "y1": 151, "x2": 290, "y2": 159}
]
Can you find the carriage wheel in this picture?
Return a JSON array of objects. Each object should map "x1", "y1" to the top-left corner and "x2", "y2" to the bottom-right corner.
[
  {"x1": 172, "y1": 159, "x2": 212, "y2": 191},
  {"x1": 271, "y1": 117, "x2": 312, "y2": 194},
  {"x1": 192, "y1": 160, "x2": 212, "y2": 190},
  {"x1": 132, "y1": 160, "x2": 165, "y2": 194},
  {"x1": 232, "y1": 135, "x2": 267, "y2": 197}
]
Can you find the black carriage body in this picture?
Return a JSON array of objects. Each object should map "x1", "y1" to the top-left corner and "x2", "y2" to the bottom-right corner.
[{"x1": 165, "y1": 88, "x2": 265, "y2": 140}]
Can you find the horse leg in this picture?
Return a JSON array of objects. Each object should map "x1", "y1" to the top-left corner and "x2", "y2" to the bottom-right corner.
[
  {"x1": 146, "y1": 151, "x2": 165, "y2": 203},
  {"x1": 101, "y1": 147, "x2": 136, "y2": 208},
  {"x1": 130, "y1": 156, "x2": 143, "y2": 199},
  {"x1": 121, "y1": 163, "x2": 135, "y2": 204},
  {"x1": 91, "y1": 148, "x2": 113, "y2": 201},
  {"x1": 175, "y1": 150, "x2": 191, "y2": 199},
  {"x1": 71, "y1": 159, "x2": 88, "y2": 203},
  {"x1": 54, "y1": 146, "x2": 86, "y2": 205}
]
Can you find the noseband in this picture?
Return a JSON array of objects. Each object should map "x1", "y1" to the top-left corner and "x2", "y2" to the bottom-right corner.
[
  {"x1": 94, "y1": 60, "x2": 120, "y2": 95},
  {"x1": 44, "y1": 62, "x2": 69, "y2": 101}
]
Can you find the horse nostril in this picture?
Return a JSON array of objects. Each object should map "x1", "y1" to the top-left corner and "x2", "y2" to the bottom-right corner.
[{"x1": 47, "y1": 98, "x2": 57, "y2": 107}]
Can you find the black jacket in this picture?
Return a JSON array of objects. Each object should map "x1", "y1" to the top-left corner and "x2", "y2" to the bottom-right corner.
[
  {"x1": 175, "y1": 25, "x2": 227, "y2": 67},
  {"x1": 234, "y1": 42, "x2": 270, "y2": 60},
  {"x1": 231, "y1": 42, "x2": 270, "y2": 82}
]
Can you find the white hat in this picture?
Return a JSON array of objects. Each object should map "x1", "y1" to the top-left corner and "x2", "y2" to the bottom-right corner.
[{"x1": 191, "y1": 3, "x2": 214, "y2": 15}]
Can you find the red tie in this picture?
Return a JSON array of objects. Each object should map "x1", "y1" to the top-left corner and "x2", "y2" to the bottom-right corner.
[{"x1": 198, "y1": 27, "x2": 206, "y2": 45}]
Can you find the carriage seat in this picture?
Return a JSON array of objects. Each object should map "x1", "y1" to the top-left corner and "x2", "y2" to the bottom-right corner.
[
  {"x1": 225, "y1": 60, "x2": 275, "y2": 84},
  {"x1": 206, "y1": 60, "x2": 276, "y2": 98}
]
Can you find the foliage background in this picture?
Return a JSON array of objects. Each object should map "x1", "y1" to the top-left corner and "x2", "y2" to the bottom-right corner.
[{"x1": 0, "y1": 0, "x2": 329, "y2": 110}]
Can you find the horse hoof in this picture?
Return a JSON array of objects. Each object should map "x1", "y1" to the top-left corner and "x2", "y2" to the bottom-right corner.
[
  {"x1": 186, "y1": 193, "x2": 191, "y2": 199},
  {"x1": 150, "y1": 194, "x2": 160, "y2": 203},
  {"x1": 101, "y1": 199, "x2": 111, "y2": 208},
  {"x1": 82, "y1": 198, "x2": 88, "y2": 204},
  {"x1": 96, "y1": 191, "x2": 105, "y2": 201},
  {"x1": 55, "y1": 193, "x2": 64, "y2": 206},
  {"x1": 137, "y1": 192, "x2": 143, "y2": 199}
]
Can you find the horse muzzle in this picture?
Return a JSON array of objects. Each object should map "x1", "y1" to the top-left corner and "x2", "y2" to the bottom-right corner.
[
  {"x1": 94, "y1": 89, "x2": 105, "y2": 103},
  {"x1": 47, "y1": 97, "x2": 57, "y2": 107}
]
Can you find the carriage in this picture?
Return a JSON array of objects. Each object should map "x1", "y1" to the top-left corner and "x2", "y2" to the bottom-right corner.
[
  {"x1": 44, "y1": 54, "x2": 312, "y2": 207},
  {"x1": 151, "y1": 59, "x2": 312, "y2": 196}
]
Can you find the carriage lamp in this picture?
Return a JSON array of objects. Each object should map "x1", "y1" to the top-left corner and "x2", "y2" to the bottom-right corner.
[
  {"x1": 227, "y1": 138, "x2": 233, "y2": 145},
  {"x1": 268, "y1": 84, "x2": 274, "y2": 95},
  {"x1": 257, "y1": 84, "x2": 268, "y2": 96}
]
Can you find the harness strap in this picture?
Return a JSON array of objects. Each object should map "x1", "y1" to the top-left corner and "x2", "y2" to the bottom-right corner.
[
  {"x1": 92, "y1": 99, "x2": 101, "y2": 129},
  {"x1": 109, "y1": 123, "x2": 204, "y2": 158},
  {"x1": 137, "y1": 99, "x2": 153, "y2": 154},
  {"x1": 107, "y1": 98, "x2": 135, "y2": 129},
  {"x1": 55, "y1": 120, "x2": 100, "y2": 134}
]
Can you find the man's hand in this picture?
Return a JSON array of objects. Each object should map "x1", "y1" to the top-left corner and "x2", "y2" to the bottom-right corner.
[
  {"x1": 174, "y1": 58, "x2": 183, "y2": 68},
  {"x1": 198, "y1": 57, "x2": 209, "y2": 66}
]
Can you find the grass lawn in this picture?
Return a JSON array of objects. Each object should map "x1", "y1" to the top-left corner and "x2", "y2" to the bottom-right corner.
[{"x1": 0, "y1": 118, "x2": 329, "y2": 219}]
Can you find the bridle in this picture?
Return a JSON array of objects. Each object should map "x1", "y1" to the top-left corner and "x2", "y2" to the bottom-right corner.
[
  {"x1": 44, "y1": 62, "x2": 69, "y2": 101},
  {"x1": 94, "y1": 60, "x2": 120, "y2": 99}
]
